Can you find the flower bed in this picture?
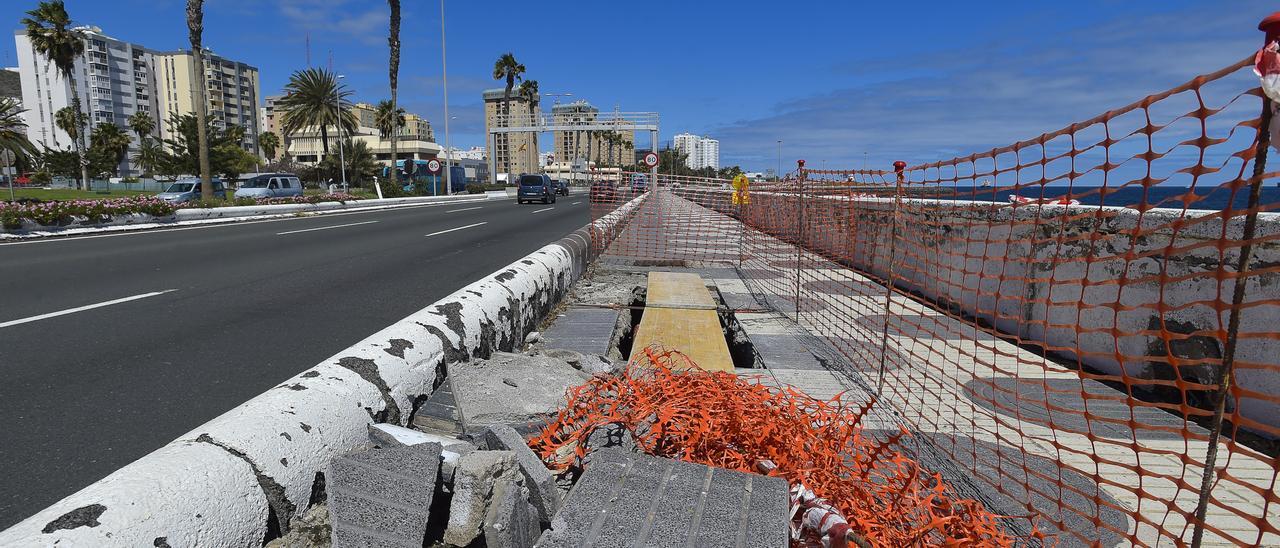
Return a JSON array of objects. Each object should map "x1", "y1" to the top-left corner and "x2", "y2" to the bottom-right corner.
[
  {"x1": 1, "y1": 196, "x2": 176, "y2": 229},
  {"x1": 1, "y1": 193, "x2": 364, "y2": 230}
]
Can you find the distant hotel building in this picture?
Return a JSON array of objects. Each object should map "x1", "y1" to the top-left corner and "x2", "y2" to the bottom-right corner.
[
  {"x1": 284, "y1": 101, "x2": 441, "y2": 166},
  {"x1": 673, "y1": 133, "x2": 719, "y2": 170},
  {"x1": 15, "y1": 25, "x2": 261, "y2": 177},
  {"x1": 550, "y1": 100, "x2": 634, "y2": 169},
  {"x1": 483, "y1": 88, "x2": 539, "y2": 181}
]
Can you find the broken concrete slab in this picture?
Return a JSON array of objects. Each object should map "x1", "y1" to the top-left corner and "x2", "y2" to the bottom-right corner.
[
  {"x1": 264, "y1": 503, "x2": 331, "y2": 548},
  {"x1": 541, "y1": 307, "x2": 623, "y2": 357},
  {"x1": 444, "y1": 450, "x2": 526, "y2": 546},
  {"x1": 538, "y1": 448, "x2": 790, "y2": 548},
  {"x1": 483, "y1": 471, "x2": 542, "y2": 548},
  {"x1": 328, "y1": 444, "x2": 442, "y2": 548},
  {"x1": 582, "y1": 423, "x2": 638, "y2": 465},
  {"x1": 411, "y1": 377, "x2": 462, "y2": 437},
  {"x1": 542, "y1": 348, "x2": 623, "y2": 376},
  {"x1": 367, "y1": 423, "x2": 475, "y2": 483},
  {"x1": 450, "y1": 352, "x2": 590, "y2": 433},
  {"x1": 483, "y1": 425, "x2": 560, "y2": 524}
]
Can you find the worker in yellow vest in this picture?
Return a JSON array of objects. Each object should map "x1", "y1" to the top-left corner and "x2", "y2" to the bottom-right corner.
[{"x1": 731, "y1": 173, "x2": 750, "y2": 205}]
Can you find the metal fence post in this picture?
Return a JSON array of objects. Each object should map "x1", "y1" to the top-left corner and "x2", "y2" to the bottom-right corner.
[
  {"x1": 796, "y1": 159, "x2": 806, "y2": 322},
  {"x1": 877, "y1": 160, "x2": 907, "y2": 393},
  {"x1": 1189, "y1": 13, "x2": 1279, "y2": 547}
]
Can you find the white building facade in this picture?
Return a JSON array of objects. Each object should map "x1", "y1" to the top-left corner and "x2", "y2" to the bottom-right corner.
[
  {"x1": 16, "y1": 25, "x2": 261, "y2": 177},
  {"x1": 672, "y1": 132, "x2": 719, "y2": 170},
  {"x1": 16, "y1": 26, "x2": 162, "y2": 170}
]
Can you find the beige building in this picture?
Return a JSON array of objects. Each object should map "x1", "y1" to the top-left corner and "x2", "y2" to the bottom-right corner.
[
  {"x1": 154, "y1": 49, "x2": 261, "y2": 153},
  {"x1": 483, "y1": 88, "x2": 539, "y2": 180},
  {"x1": 284, "y1": 105, "x2": 441, "y2": 167},
  {"x1": 551, "y1": 100, "x2": 634, "y2": 168},
  {"x1": 350, "y1": 102, "x2": 435, "y2": 142}
]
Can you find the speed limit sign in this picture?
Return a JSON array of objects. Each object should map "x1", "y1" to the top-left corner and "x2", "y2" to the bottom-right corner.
[
  {"x1": 642, "y1": 152, "x2": 659, "y2": 168},
  {"x1": 427, "y1": 159, "x2": 442, "y2": 174}
]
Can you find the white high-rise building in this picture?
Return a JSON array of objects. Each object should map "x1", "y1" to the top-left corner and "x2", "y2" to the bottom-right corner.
[
  {"x1": 16, "y1": 25, "x2": 260, "y2": 177},
  {"x1": 672, "y1": 132, "x2": 719, "y2": 170}
]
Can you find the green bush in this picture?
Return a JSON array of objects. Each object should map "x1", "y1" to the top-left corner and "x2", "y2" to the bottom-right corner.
[
  {"x1": 31, "y1": 171, "x2": 51, "y2": 184},
  {"x1": 465, "y1": 183, "x2": 486, "y2": 194}
]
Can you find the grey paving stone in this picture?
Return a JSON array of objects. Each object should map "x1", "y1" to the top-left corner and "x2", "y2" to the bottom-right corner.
[
  {"x1": 538, "y1": 448, "x2": 789, "y2": 548},
  {"x1": 483, "y1": 425, "x2": 560, "y2": 524},
  {"x1": 483, "y1": 472, "x2": 541, "y2": 548},
  {"x1": 328, "y1": 444, "x2": 442, "y2": 548},
  {"x1": 749, "y1": 333, "x2": 825, "y2": 371},
  {"x1": 410, "y1": 377, "x2": 461, "y2": 436},
  {"x1": 541, "y1": 307, "x2": 621, "y2": 356}
]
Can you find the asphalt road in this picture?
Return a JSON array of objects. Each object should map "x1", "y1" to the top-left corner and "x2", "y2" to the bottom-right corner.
[{"x1": 0, "y1": 194, "x2": 591, "y2": 529}]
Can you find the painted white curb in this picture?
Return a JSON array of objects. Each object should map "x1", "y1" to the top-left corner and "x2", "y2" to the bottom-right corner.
[{"x1": 0, "y1": 193, "x2": 647, "y2": 546}]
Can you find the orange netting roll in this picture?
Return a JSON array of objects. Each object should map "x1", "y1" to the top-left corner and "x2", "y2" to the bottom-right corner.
[{"x1": 528, "y1": 347, "x2": 1021, "y2": 547}]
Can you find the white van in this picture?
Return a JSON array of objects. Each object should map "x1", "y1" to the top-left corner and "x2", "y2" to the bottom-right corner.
[{"x1": 234, "y1": 173, "x2": 303, "y2": 199}]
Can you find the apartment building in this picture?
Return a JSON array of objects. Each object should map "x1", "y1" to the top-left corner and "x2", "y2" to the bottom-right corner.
[
  {"x1": 15, "y1": 26, "x2": 162, "y2": 175},
  {"x1": 673, "y1": 132, "x2": 720, "y2": 170},
  {"x1": 551, "y1": 100, "x2": 634, "y2": 168},
  {"x1": 154, "y1": 49, "x2": 260, "y2": 153},
  {"x1": 15, "y1": 25, "x2": 260, "y2": 176},
  {"x1": 483, "y1": 88, "x2": 538, "y2": 179}
]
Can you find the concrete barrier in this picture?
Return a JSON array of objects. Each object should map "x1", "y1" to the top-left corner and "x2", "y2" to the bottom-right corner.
[{"x1": 0, "y1": 194, "x2": 648, "y2": 546}]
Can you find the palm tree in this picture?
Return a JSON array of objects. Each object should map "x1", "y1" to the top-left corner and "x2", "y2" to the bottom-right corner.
[
  {"x1": 54, "y1": 106, "x2": 84, "y2": 147},
  {"x1": 387, "y1": 0, "x2": 401, "y2": 185},
  {"x1": 518, "y1": 79, "x2": 539, "y2": 171},
  {"x1": 491, "y1": 53, "x2": 524, "y2": 176},
  {"x1": 186, "y1": 0, "x2": 213, "y2": 200},
  {"x1": 89, "y1": 122, "x2": 130, "y2": 177},
  {"x1": 0, "y1": 98, "x2": 36, "y2": 170},
  {"x1": 127, "y1": 111, "x2": 155, "y2": 143},
  {"x1": 23, "y1": 1, "x2": 88, "y2": 189},
  {"x1": 258, "y1": 131, "x2": 280, "y2": 162},
  {"x1": 132, "y1": 137, "x2": 168, "y2": 177},
  {"x1": 374, "y1": 99, "x2": 406, "y2": 141},
  {"x1": 277, "y1": 68, "x2": 357, "y2": 161}
]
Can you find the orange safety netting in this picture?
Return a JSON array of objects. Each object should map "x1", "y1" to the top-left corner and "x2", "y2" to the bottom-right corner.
[
  {"x1": 528, "y1": 347, "x2": 1018, "y2": 547},
  {"x1": 584, "y1": 39, "x2": 1280, "y2": 545}
]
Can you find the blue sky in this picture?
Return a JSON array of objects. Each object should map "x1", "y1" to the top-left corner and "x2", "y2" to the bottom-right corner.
[{"x1": 0, "y1": 0, "x2": 1273, "y2": 173}]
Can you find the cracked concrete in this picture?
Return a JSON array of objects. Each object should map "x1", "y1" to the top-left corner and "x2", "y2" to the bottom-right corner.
[
  {"x1": 336, "y1": 357, "x2": 401, "y2": 424},
  {"x1": 196, "y1": 434, "x2": 297, "y2": 538}
]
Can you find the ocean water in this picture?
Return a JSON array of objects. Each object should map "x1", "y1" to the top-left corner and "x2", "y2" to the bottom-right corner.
[{"x1": 930, "y1": 184, "x2": 1280, "y2": 211}]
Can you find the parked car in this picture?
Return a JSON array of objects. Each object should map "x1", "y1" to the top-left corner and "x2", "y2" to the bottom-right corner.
[
  {"x1": 157, "y1": 178, "x2": 226, "y2": 203},
  {"x1": 631, "y1": 173, "x2": 649, "y2": 193},
  {"x1": 590, "y1": 180, "x2": 617, "y2": 204},
  {"x1": 553, "y1": 179, "x2": 570, "y2": 196},
  {"x1": 516, "y1": 174, "x2": 557, "y2": 204},
  {"x1": 234, "y1": 173, "x2": 303, "y2": 199}
]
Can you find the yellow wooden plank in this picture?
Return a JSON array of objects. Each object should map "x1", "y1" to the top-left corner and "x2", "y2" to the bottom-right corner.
[
  {"x1": 629, "y1": 307, "x2": 735, "y2": 372},
  {"x1": 645, "y1": 271, "x2": 717, "y2": 310}
]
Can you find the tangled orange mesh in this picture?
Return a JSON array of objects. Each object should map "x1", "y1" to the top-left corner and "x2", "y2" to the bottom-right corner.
[{"x1": 528, "y1": 347, "x2": 1019, "y2": 546}]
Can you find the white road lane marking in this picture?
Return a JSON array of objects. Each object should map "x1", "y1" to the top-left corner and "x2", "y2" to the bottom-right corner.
[
  {"x1": 571, "y1": 201, "x2": 582, "y2": 205},
  {"x1": 531, "y1": 207, "x2": 554, "y2": 214},
  {"x1": 426, "y1": 221, "x2": 487, "y2": 237},
  {"x1": 446, "y1": 206, "x2": 482, "y2": 213},
  {"x1": 276, "y1": 220, "x2": 379, "y2": 235},
  {"x1": 0, "y1": 289, "x2": 179, "y2": 329}
]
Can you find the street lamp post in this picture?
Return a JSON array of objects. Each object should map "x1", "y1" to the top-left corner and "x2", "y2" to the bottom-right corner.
[
  {"x1": 440, "y1": 0, "x2": 452, "y2": 194},
  {"x1": 335, "y1": 74, "x2": 347, "y2": 191},
  {"x1": 776, "y1": 140, "x2": 782, "y2": 182}
]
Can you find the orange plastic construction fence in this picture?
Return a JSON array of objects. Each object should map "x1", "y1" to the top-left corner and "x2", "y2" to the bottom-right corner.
[
  {"x1": 529, "y1": 347, "x2": 1017, "y2": 547},
  {"x1": 584, "y1": 46, "x2": 1280, "y2": 545}
]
